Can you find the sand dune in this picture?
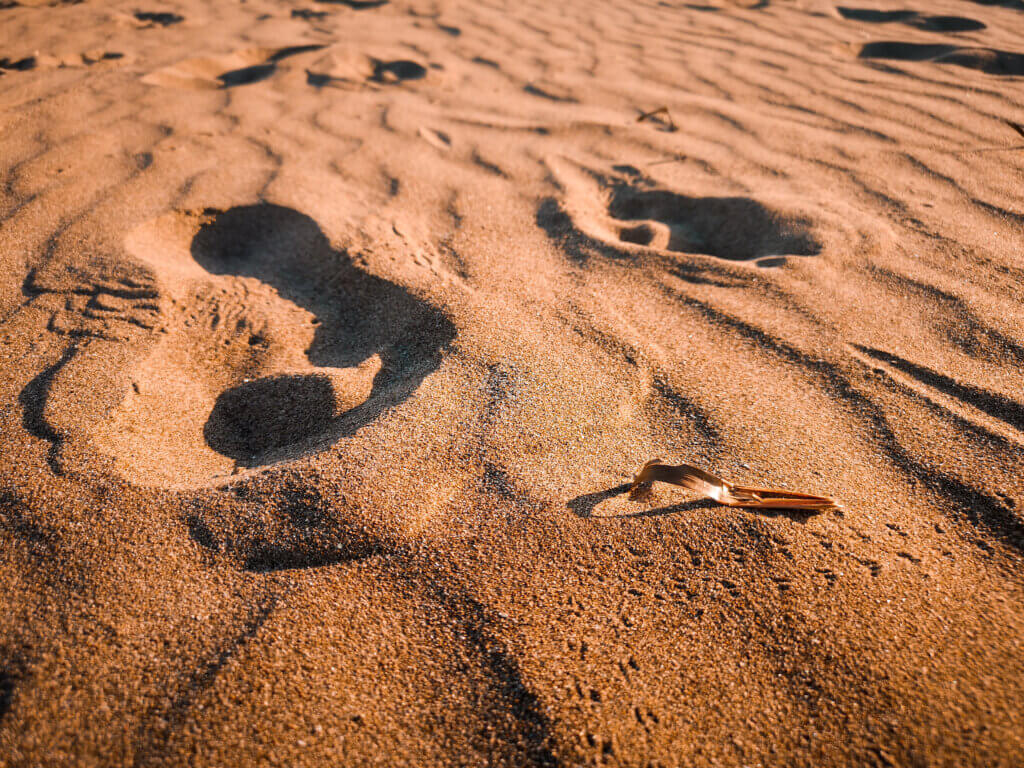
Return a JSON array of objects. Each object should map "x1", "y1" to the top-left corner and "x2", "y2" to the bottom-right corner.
[{"x1": 1, "y1": 0, "x2": 1023, "y2": 765}]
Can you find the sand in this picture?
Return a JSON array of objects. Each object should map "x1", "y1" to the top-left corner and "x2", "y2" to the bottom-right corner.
[{"x1": 1, "y1": 0, "x2": 1023, "y2": 764}]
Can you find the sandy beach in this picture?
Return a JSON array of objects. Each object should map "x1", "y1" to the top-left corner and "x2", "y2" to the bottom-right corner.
[{"x1": 1, "y1": 0, "x2": 1023, "y2": 764}]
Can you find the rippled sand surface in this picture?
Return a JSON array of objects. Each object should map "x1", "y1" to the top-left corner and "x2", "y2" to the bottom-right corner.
[{"x1": 1, "y1": 0, "x2": 1023, "y2": 765}]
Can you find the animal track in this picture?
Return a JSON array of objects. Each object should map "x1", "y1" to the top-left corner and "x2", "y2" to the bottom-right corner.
[
  {"x1": 142, "y1": 45, "x2": 324, "y2": 89},
  {"x1": 84, "y1": 203, "x2": 455, "y2": 485},
  {"x1": 858, "y1": 41, "x2": 1024, "y2": 76},
  {"x1": 838, "y1": 7, "x2": 986, "y2": 32}
]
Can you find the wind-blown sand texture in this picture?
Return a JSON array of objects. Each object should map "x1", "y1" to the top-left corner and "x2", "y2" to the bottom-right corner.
[{"x1": 1, "y1": 0, "x2": 1023, "y2": 765}]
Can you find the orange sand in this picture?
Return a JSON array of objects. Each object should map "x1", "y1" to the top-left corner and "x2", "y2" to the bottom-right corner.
[{"x1": 1, "y1": 0, "x2": 1023, "y2": 765}]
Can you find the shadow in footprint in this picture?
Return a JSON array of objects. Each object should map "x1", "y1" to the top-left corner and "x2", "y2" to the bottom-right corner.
[
  {"x1": 859, "y1": 41, "x2": 1024, "y2": 75},
  {"x1": 0, "y1": 56, "x2": 36, "y2": 72},
  {"x1": 306, "y1": 69, "x2": 336, "y2": 88},
  {"x1": 372, "y1": 59, "x2": 427, "y2": 83},
  {"x1": 217, "y1": 44, "x2": 324, "y2": 88},
  {"x1": 838, "y1": 7, "x2": 985, "y2": 31},
  {"x1": 965, "y1": 0, "x2": 1024, "y2": 9},
  {"x1": 838, "y1": 7, "x2": 915, "y2": 22},
  {"x1": 915, "y1": 15, "x2": 987, "y2": 31},
  {"x1": 205, "y1": 374, "x2": 335, "y2": 458},
  {"x1": 314, "y1": 0, "x2": 387, "y2": 6},
  {"x1": 135, "y1": 11, "x2": 184, "y2": 25},
  {"x1": 219, "y1": 63, "x2": 276, "y2": 87},
  {"x1": 608, "y1": 186, "x2": 820, "y2": 261},
  {"x1": 191, "y1": 204, "x2": 455, "y2": 465}
]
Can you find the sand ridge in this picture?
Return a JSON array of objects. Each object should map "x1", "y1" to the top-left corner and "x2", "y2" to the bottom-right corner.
[{"x1": 1, "y1": 0, "x2": 1023, "y2": 765}]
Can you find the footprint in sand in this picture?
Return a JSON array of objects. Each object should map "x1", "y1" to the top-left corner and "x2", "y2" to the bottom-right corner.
[
  {"x1": 314, "y1": 0, "x2": 388, "y2": 7},
  {"x1": 539, "y1": 161, "x2": 821, "y2": 268},
  {"x1": 306, "y1": 52, "x2": 429, "y2": 89},
  {"x1": 371, "y1": 59, "x2": 427, "y2": 84},
  {"x1": 837, "y1": 7, "x2": 986, "y2": 32},
  {"x1": 292, "y1": 8, "x2": 328, "y2": 20},
  {"x1": 142, "y1": 45, "x2": 324, "y2": 89},
  {"x1": 0, "y1": 56, "x2": 36, "y2": 72},
  {"x1": 858, "y1": 41, "x2": 1024, "y2": 75},
  {"x1": 965, "y1": 0, "x2": 1024, "y2": 9},
  {"x1": 36, "y1": 204, "x2": 455, "y2": 486},
  {"x1": 602, "y1": 184, "x2": 819, "y2": 262},
  {"x1": 1, "y1": 50, "x2": 123, "y2": 74},
  {"x1": 133, "y1": 10, "x2": 184, "y2": 26}
]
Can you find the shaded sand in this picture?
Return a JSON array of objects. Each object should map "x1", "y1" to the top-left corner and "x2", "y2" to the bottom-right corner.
[{"x1": 1, "y1": 0, "x2": 1024, "y2": 765}]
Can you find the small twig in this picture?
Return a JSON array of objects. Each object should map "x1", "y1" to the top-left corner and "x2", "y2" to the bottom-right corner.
[{"x1": 636, "y1": 106, "x2": 678, "y2": 132}]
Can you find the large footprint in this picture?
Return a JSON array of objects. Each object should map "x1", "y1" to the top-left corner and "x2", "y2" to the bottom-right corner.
[
  {"x1": 142, "y1": 45, "x2": 324, "y2": 89},
  {"x1": 82, "y1": 203, "x2": 455, "y2": 486}
]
